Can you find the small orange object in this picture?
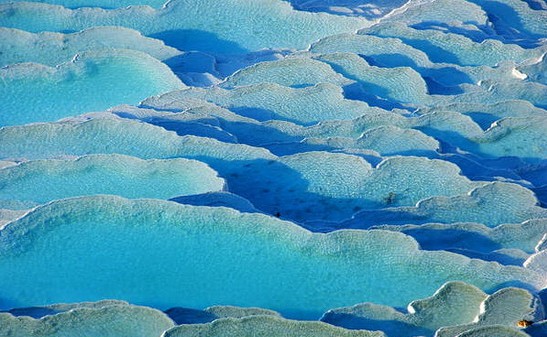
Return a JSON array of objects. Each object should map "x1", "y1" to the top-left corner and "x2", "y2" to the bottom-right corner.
[{"x1": 517, "y1": 320, "x2": 533, "y2": 328}]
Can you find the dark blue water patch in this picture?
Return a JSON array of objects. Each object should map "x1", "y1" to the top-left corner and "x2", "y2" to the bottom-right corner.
[
  {"x1": 392, "y1": 226, "x2": 501, "y2": 253},
  {"x1": 396, "y1": 38, "x2": 461, "y2": 65},
  {"x1": 471, "y1": 0, "x2": 544, "y2": 47},
  {"x1": 282, "y1": 0, "x2": 408, "y2": 19},
  {"x1": 174, "y1": 72, "x2": 219, "y2": 87},
  {"x1": 149, "y1": 119, "x2": 238, "y2": 143},
  {"x1": 228, "y1": 106, "x2": 326, "y2": 127},
  {"x1": 411, "y1": 21, "x2": 493, "y2": 43},
  {"x1": 422, "y1": 77, "x2": 464, "y2": 95},
  {"x1": 527, "y1": 288, "x2": 547, "y2": 326},
  {"x1": 111, "y1": 112, "x2": 237, "y2": 143},
  {"x1": 380, "y1": 149, "x2": 441, "y2": 158},
  {"x1": 164, "y1": 51, "x2": 217, "y2": 74},
  {"x1": 351, "y1": 153, "x2": 383, "y2": 167},
  {"x1": 168, "y1": 306, "x2": 325, "y2": 322},
  {"x1": 2, "y1": 307, "x2": 60, "y2": 319},
  {"x1": 540, "y1": 289, "x2": 547, "y2": 315},
  {"x1": 341, "y1": 208, "x2": 427, "y2": 229},
  {"x1": 446, "y1": 248, "x2": 527, "y2": 266},
  {"x1": 531, "y1": 185, "x2": 547, "y2": 207},
  {"x1": 217, "y1": 120, "x2": 303, "y2": 147},
  {"x1": 520, "y1": 164, "x2": 547, "y2": 187},
  {"x1": 486, "y1": 12, "x2": 541, "y2": 47},
  {"x1": 359, "y1": 53, "x2": 417, "y2": 68},
  {"x1": 412, "y1": 128, "x2": 547, "y2": 165},
  {"x1": 466, "y1": 155, "x2": 537, "y2": 171},
  {"x1": 439, "y1": 153, "x2": 522, "y2": 182},
  {"x1": 415, "y1": 127, "x2": 479, "y2": 154},
  {"x1": 522, "y1": 0, "x2": 547, "y2": 10},
  {"x1": 170, "y1": 192, "x2": 259, "y2": 213},
  {"x1": 164, "y1": 307, "x2": 218, "y2": 324},
  {"x1": 383, "y1": 224, "x2": 529, "y2": 265},
  {"x1": 321, "y1": 60, "x2": 414, "y2": 110},
  {"x1": 264, "y1": 142, "x2": 335, "y2": 157},
  {"x1": 524, "y1": 322, "x2": 547, "y2": 337},
  {"x1": 465, "y1": 111, "x2": 499, "y2": 130},
  {"x1": 361, "y1": 54, "x2": 474, "y2": 88},
  {"x1": 480, "y1": 1, "x2": 531, "y2": 36},
  {"x1": 150, "y1": 29, "x2": 249, "y2": 55},
  {"x1": 322, "y1": 312, "x2": 431, "y2": 337},
  {"x1": 486, "y1": 280, "x2": 539, "y2": 296},
  {"x1": 343, "y1": 82, "x2": 387, "y2": 104},
  {"x1": 309, "y1": 150, "x2": 384, "y2": 169},
  {"x1": 228, "y1": 106, "x2": 277, "y2": 122},
  {"x1": 186, "y1": 158, "x2": 385, "y2": 224},
  {"x1": 274, "y1": 146, "x2": 385, "y2": 167},
  {"x1": 135, "y1": 104, "x2": 183, "y2": 113},
  {"x1": 342, "y1": 83, "x2": 411, "y2": 111},
  {"x1": 214, "y1": 49, "x2": 293, "y2": 78},
  {"x1": 115, "y1": 111, "x2": 307, "y2": 150},
  {"x1": 437, "y1": 152, "x2": 547, "y2": 187},
  {"x1": 164, "y1": 49, "x2": 297, "y2": 85},
  {"x1": 421, "y1": 66, "x2": 474, "y2": 86}
]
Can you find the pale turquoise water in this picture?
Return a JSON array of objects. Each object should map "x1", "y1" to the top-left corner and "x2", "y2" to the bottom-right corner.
[
  {"x1": 0, "y1": 155, "x2": 224, "y2": 205},
  {"x1": 0, "y1": 196, "x2": 543, "y2": 319},
  {"x1": 0, "y1": 50, "x2": 184, "y2": 126}
]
